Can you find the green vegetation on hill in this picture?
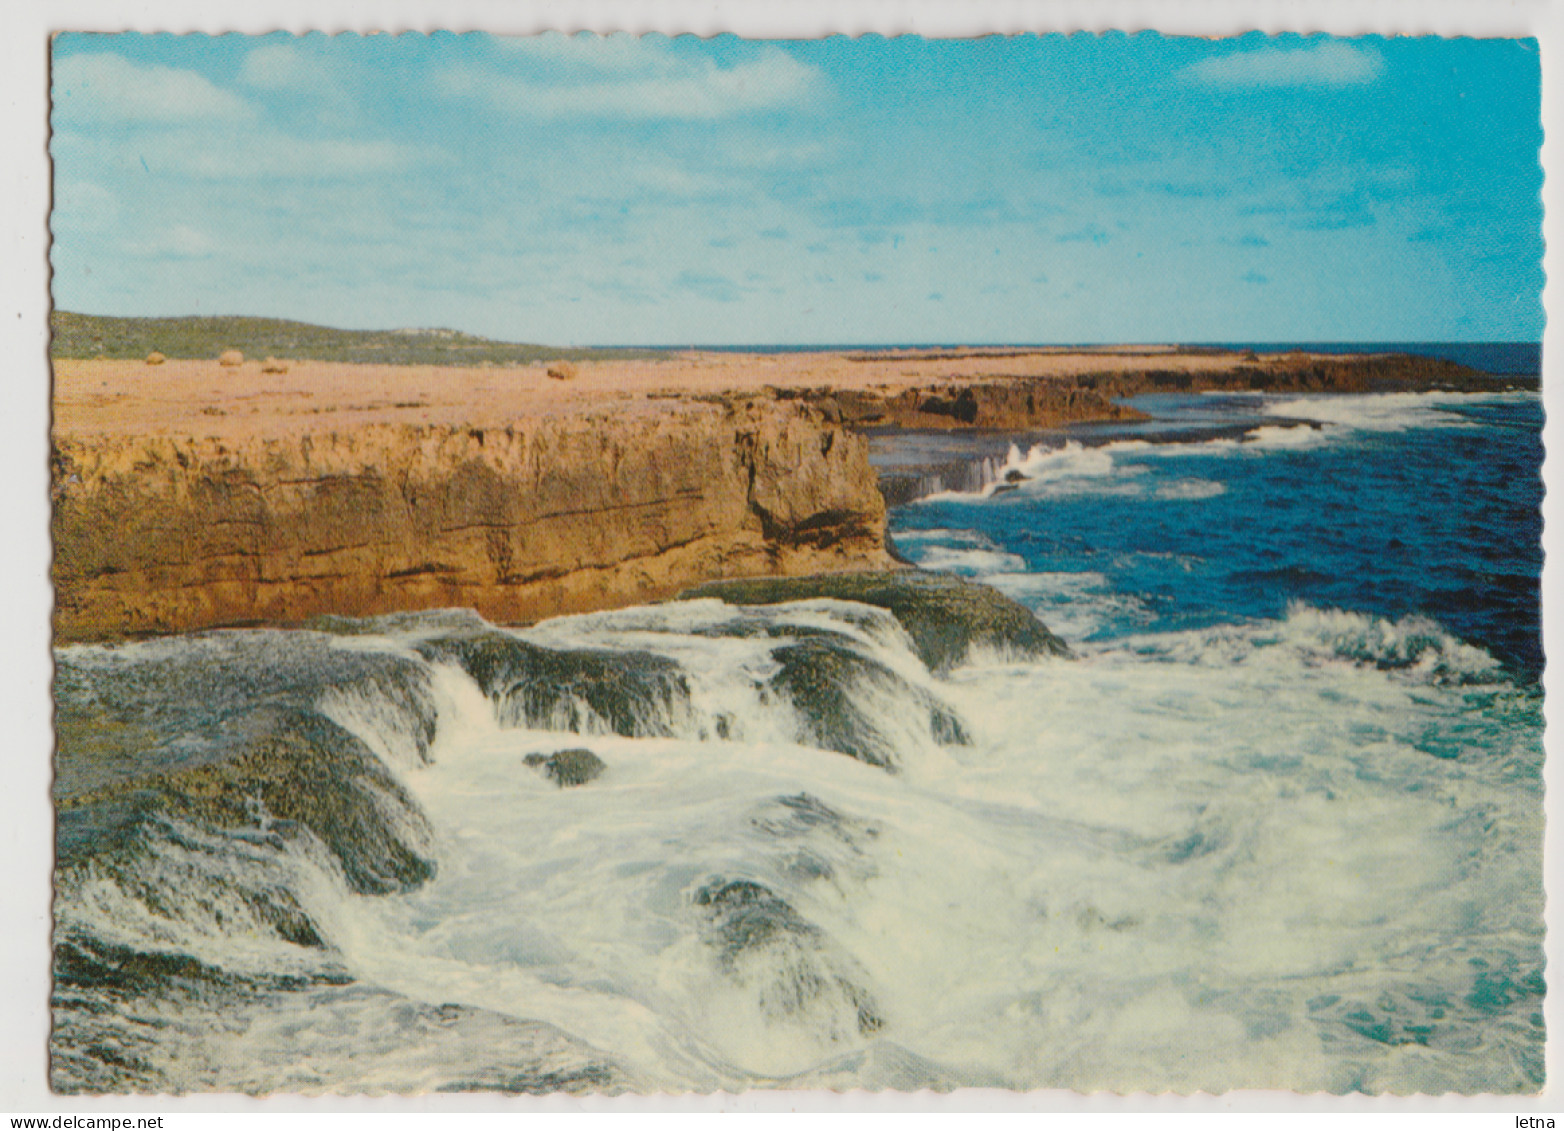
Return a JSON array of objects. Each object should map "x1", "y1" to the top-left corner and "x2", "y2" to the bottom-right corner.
[{"x1": 50, "y1": 312, "x2": 664, "y2": 365}]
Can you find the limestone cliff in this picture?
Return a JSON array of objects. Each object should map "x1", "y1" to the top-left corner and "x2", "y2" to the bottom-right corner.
[
  {"x1": 52, "y1": 398, "x2": 892, "y2": 642},
  {"x1": 786, "y1": 380, "x2": 1146, "y2": 430},
  {"x1": 51, "y1": 347, "x2": 1517, "y2": 643}
]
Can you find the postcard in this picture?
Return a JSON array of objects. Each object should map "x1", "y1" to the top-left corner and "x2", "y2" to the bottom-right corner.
[{"x1": 41, "y1": 26, "x2": 1547, "y2": 1100}]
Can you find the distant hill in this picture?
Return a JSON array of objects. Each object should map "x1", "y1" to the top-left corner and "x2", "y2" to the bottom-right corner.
[{"x1": 50, "y1": 312, "x2": 664, "y2": 365}]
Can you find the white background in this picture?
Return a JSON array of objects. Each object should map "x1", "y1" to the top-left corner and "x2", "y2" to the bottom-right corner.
[{"x1": 3, "y1": 0, "x2": 1559, "y2": 1122}]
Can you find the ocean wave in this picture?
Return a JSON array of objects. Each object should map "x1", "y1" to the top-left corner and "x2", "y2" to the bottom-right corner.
[
  {"x1": 912, "y1": 545, "x2": 1029, "y2": 575},
  {"x1": 1278, "y1": 603, "x2": 1504, "y2": 682},
  {"x1": 1118, "y1": 603, "x2": 1504, "y2": 686},
  {"x1": 50, "y1": 586, "x2": 1542, "y2": 1094},
  {"x1": 1153, "y1": 478, "x2": 1226, "y2": 500},
  {"x1": 1262, "y1": 392, "x2": 1483, "y2": 432},
  {"x1": 920, "y1": 441, "x2": 1233, "y2": 503},
  {"x1": 975, "y1": 571, "x2": 1153, "y2": 641},
  {"x1": 887, "y1": 527, "x2": 999, "y2": 548},
  {"x1": 1241, "y1": 423, "x2": 1327, "y2": 449}
]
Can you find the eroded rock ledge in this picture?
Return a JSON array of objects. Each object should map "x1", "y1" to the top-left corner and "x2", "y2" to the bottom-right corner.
[
  {"x1": 53, "y1": 398, "x2": 892, "y2": 642},
  {"x1": 51, "y1": 347, "x2": 1517, "y2": 642},
  {"x1": 784, "y1": 352, "x2": 1510, "y2": 431}
]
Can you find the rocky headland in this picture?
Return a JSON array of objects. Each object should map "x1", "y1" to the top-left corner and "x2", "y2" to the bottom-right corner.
[
  {"x1": 53, "y1": 395, "x2": 889, "y2": 643},
  {"x1": 51, "y1": 332, "x2": 1513, "y2": 642}
]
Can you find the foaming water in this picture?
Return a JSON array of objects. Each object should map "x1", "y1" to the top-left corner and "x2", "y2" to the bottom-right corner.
[
  {"x1": 51, "y1": 597, "x2": 1544, "y2": 1093},
  {"x1": 937, "y1": 625, "x2": 1541, "y2": 1092},
  {"x1": 896, "y1": 391, "x2": 1543, "y2": 678},
  {"x1": 1263, "y1": 391, "x2": 1487, "y2": 432},
  {"x1": 50, "y1": 390, "x2": 1544, "y2": 1095}
]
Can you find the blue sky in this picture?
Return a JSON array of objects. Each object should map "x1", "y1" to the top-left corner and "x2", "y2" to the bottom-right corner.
[{"x1": 50, "y1": 32, "x2": 1543, "y2": 345}]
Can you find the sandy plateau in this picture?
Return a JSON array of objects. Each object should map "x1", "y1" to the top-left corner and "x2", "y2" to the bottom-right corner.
[{"x1": 55, "y1": 346, "x2": 1227, "y2": 440}]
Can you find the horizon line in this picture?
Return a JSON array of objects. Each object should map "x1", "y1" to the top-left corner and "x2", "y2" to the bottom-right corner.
[{"x1": 48, "y1": 313, "x2": 1542, "y2": 353}]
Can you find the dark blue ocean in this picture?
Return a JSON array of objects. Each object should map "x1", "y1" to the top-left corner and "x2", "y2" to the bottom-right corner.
[{"x1": 888, "y1": 389, "x2": 1544, "y2": 681}]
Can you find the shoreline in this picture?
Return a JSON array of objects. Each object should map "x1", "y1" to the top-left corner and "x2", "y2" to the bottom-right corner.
[
  {"x1": 52, "y1": 345, "x2": 1518, "y2": 440},
  {"x1": 51, "y1": 347, "x2": 1519, "y2": 643}
]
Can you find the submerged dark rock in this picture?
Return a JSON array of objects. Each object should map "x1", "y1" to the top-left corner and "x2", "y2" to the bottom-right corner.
[
  {"x1": 58, "y1": 705, "x2": 436, "y2": 896},
  {"x1": 306, "y1": 607, "x2": 493, "y2": 638},
  {"x1": 524, "y1": 748, "x2": 607, "y2": 787},
  {"x1": 692, "y1": 877, "x2": 884, "y2": 1037},
  {"x1": 750, "y1": 793, "x2": 880, "y2": 887},
  {"x1": 694, "y1": 878, "x2": 819, "y2": 960},
  {"x1": 55, "y1": 630, "x2": 440, "y2": 797},
  {"x1": 52, "y1": 928, "x2": 342, "y2": 1003},
  {"x1": 415, "y1": 631, "x2": 689, "y2": 737},
  {"x1": 682, "y1": 569, "x2": 1069, "y2": 673},
  {"x1": 750, "y1": 792, "x2": 868, "y2": 841},
  {"x1": 54, "y1": 634, "x2": 440, "y2": 896},
  {"x1": 768, "y1": 637, "x2": 968, "y2": 769},
  {"x1": 50, "y1": 972, "x2": 636, "y2": 1096},
  {"x1": 51, "y1": 631, "x2": 450, "y2": 1096}
]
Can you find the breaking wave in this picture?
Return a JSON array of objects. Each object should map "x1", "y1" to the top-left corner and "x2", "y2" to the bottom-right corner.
[{"x1": 52, "y1": 585, "x2": 1543, "y2": 1094}]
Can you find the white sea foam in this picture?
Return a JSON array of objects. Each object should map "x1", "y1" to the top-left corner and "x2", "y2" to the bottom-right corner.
[
  {"x1": 58, "y1": 817, "x2": 349, "y2": 985},
  {"x1": 889, "y1": 527, "x2": 998, "y2": 548},
  {"x1": 915, "y1": 440, "x2": 1234, "y2": 505},
  {"x1": 964, "y1": 570, "x2": 1151, "y2": 641},
  {"x1": 54, "y1": 590, "x2": 1543, "y2": 1094},
  {"x1": 1122, "y1": 603, "x2": 1506, "y2": 686},
  {"x1": 298, "y1": 600, "x2": 1541, "y2": 1092},
  {"x1": 1153, "y1": 478, "x2": 1227, "y2": 500},
  {"x1": 914, "y1": 546, "x2": 1029, "y2": 575},
  {"x1": 1263, "y1": 391, "x2": 1483, "y2": 432},
  {"x1": 1243, "y1": 423, "x2": 1328, "y2": 449},
  {"x1": 919, "y1": 441, "x2": 1232, "y2": 504},
  {"x1": 909, "y1": 390, "x2": 1529, "y2": 509}
]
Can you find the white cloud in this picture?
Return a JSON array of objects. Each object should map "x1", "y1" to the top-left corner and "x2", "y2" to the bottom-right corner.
[
  {"x1": 52, "y1": 52, "x2": 254, "y2": 124},
  {"x1": 437, "y1": 45, "x2": 821, "y2": 120},
  {"x1": 52, "y1": 180, "x2": 118, "y2": 232},
  {"x1": 79, "y1": 128, "x2": 422, "y2": 181},
  {"x1": 167, "y1": 224, "x2": 217, "y2": 256},
  {"x1": 491, "y1": 32, "x2": 663, "y2": 72},
  {"x1": 623, "y1": 161, "x2": 720, "y2": 195},
  {"x1": 114, "y1": 223, "x2": 217, "y2": 260},
  {"x1": 237, "y1": 41, "x2": 314, "y2": 90},
  {"x1": 236, "y1": 39, "x2": 363, "y2": 128},
  {"x1": 1182, "y1": 41, "x2": 1384, "y2": 88},
  {"x1": 721, "y1": 137, "x2": 833, "y2": 169},
  {"x1": 178, "y1": 134, "x2": 418, "y2": 179}
]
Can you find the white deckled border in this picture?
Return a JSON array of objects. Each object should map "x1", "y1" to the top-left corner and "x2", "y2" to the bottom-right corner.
[{"x1": 3, "y1": 0, "x2": 1558, "y2": 1123}]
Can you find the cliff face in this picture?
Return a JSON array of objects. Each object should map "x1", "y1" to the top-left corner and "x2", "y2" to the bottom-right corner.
[
  {"x1": 52, "y1": 398, "x2": 892, "y2": 642},
  {"x1": 51, "y1": 348, "x2": 1513, "y2": 643},
  {"x1": 801, "y1": 381, "x2": 1146, "y2": 430}
]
